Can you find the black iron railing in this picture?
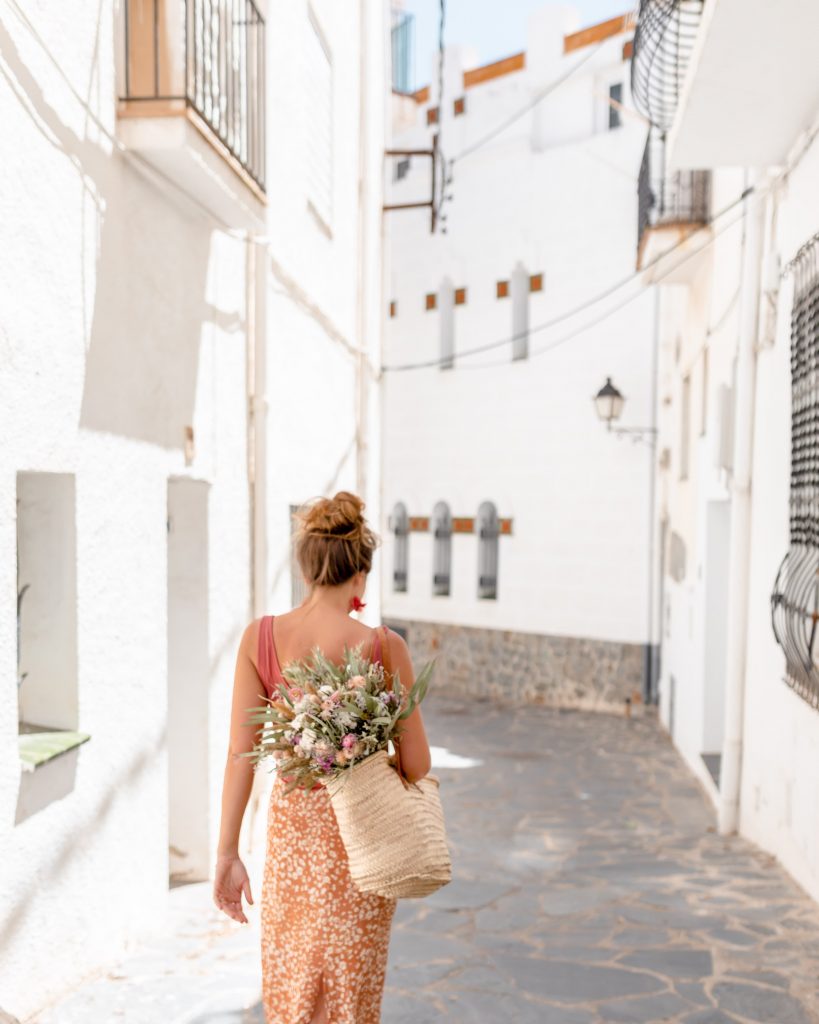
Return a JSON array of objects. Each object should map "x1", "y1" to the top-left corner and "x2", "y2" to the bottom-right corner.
[
  {"x1": 631, "y1": 0, "x2": 704, "y2": 131},
  {"x1": 637, "y1": 130, "x2": 710, "y2": 255},
  {"x1": 122, "y1": 0, "x2": 266, "y2": 192}
]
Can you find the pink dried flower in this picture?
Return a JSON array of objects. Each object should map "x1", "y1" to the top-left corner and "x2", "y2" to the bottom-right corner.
[{"x1": 342, "y1": 733, "x2": 357, "y2": 750}]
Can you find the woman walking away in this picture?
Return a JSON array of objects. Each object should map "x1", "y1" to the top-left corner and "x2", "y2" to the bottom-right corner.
[{"x1": 212, "y1": 491, "x2": 432, "y2": 1024}]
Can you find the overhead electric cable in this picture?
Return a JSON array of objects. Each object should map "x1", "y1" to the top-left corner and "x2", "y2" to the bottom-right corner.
[{"x1": 382, "y1": 186, "x2": 753, "y2": 373}]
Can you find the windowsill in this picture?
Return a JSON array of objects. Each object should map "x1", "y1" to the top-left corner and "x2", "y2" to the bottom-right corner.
[{"x1": 18, "y1": 724, "x2": 90, "y2": 773}]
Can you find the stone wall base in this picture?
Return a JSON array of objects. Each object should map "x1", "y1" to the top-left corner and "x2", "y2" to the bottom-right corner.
[{"x1": 385, "y1": 618, "x2": 648, "y2": 713}]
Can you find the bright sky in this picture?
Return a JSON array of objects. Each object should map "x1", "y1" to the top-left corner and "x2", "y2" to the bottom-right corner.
[{"x1": 402, "y1": 0, "x2": 633, "y2": 87}]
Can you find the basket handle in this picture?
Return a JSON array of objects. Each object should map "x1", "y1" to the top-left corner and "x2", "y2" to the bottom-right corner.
[{"x1": 380, "y1": 625, "x2": 410, "y2": 790}]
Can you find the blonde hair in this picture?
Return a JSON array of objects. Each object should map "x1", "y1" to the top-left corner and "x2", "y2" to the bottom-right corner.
[{"x1": 294, "y1": 491, "x2": 379, "y2": 588}]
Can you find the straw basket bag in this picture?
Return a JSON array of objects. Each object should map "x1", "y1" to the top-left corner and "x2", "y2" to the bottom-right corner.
[{"x1": 324, "y1": 627, "x2": 452, "y2": 899}]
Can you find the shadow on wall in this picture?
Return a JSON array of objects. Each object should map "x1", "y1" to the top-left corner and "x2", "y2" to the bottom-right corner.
[{"x1": 0, "y1": 12, "x2": 243, "y2": 451}]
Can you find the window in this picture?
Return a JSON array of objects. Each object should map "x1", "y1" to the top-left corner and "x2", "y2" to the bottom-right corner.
[
  {"x1": 680, "y1": 375, "x2": 691, "y2": 480},
  {"x1": 432, "y1": 502, "x2": 452, "y2": 596},
  {"x1": 477, "y1": 501, "x2": 500, "y2": 599},
  {"x1": 16, "y1": 472, "x2": 78, "y2": 733},
  {"x1": 608, "y1": 82, "x2": 623, "y2": 129},
  {"x1": 391, "y1": 502, "x2": 409, "y2": 592},
  {"x1": 394, "y1": 157, "x2": 411, "y2": 182},
  {"x1": 771, "y1": 241, "x2": 819, "y2": 706},
  {"x1": 305, "y1": 11, "x2": 333, "y2": 229},
  {"x1": 511, "y1": 262, "x2": 529, "y2": 361},
  {"x1": 439, "y1": 277, "x2": 455, "y2": 370}
]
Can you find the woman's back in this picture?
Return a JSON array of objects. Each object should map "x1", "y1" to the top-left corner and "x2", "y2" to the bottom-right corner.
[{"x1": 268, "y1": 605, "x2": 380, "y2": 675}]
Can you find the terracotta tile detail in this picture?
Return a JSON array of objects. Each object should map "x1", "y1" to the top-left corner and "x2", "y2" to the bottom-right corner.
[
  {"x1": 425, "y1": 293, "x2": 437, "y2": 311},
  {"x1": 622, "y1": 38, "x2": 634, "y2": 60},
  {"x1": 413, "y1": 85, "x2": 430, "y2": 104},
  {"x1": 452, "y1": 518, "x2": 475, "y2": 534},
  {"x1": 564, "y1": 14, "x2": 633, "y2": 54},
  {"x1": 499, "y1": 518, "x2": 513, "y2": 535},
  {"x1": 455, "y1": 287, "x2": 467, "y2": 306},
  {"x1": 453, "y1": 96, "x2": 466, "y2": 116},
  {"x1": 529, "y1": 273, "x2": 543, "y2": 293},
  {"x1": 389, "y1": 301, "x2": 397, "y2": 318},
  {"x1": 409, "y1": 516, "x2": 430, "y2": 532},
  {"x1": 497, "y1": 280, "x2": 509, "y2": 299},
  {"x1": 426, "y1": 106, "x2": 439, "y2": 126},
  {"x1": 464, "y1": 52, "x2": 525, "y2": 89}
]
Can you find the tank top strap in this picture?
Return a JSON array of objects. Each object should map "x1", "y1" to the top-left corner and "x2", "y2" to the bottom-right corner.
[
  {"x1": 371, "y1": 625, "x2": 384, "y2": 665},
  {"x1": 258, "y1": 615, "x2": 283, "y2": 698}
]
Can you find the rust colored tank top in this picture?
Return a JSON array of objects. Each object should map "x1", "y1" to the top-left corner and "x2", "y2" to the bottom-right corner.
[{"x1": 257, "y1": 615, "x2": 384, "y2": 790}]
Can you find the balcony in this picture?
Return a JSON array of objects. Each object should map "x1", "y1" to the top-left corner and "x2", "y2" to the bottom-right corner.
[
  {"x1": 637, "y1": 130, "x2": 711, "y2": 282},
  {"x1": 119, "y1": 0, "x2": 266, "y2": 227}
]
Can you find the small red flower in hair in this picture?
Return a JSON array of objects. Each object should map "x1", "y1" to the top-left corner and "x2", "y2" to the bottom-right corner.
[{"x1": 349, "y1": 595, "x2": 366, "y2": 612}]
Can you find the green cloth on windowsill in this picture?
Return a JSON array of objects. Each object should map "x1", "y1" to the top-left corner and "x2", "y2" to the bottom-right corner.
[{"x1": 18, "y1": 730, "x2": 90, "y2": 771}]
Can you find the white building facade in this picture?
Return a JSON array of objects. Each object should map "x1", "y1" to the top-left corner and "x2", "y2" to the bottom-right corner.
[
  {"x1": 0, "y1": 0, "x2": 386, "y2": 1016},
  {"x1": 382, "y1": 8, "x2": 660, "y2": 709},
  {"x1": 632, "y1": 0, "x2": 819, "y2": 904}
]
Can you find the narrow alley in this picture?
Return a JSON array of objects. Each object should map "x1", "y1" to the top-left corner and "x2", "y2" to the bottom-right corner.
[{"x1": 30, "y1": 697, "x2": 819, "y2": 1024}]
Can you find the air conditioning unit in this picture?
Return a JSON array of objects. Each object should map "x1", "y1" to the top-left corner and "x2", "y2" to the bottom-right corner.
[{"x1": 714, "y1": 384, "x2": 734, "y2": 472}]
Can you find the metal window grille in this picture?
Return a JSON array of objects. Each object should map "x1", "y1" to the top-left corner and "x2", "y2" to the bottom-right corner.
[
  {"x1": 432, "y1": 502, "x2": 452, "y2": 596},
  {"x1": 771, "y1": 240, "x2": 819, "y2": 709},
  {"x1": 391, "y1": 502, "x2": 409, "y2": 593},
  {"x1": 121, "y1": 0, "x2": 266, "y2": 191},
  {"x1": 477, "y1": 501, "x2": 499, "y2": 600}
]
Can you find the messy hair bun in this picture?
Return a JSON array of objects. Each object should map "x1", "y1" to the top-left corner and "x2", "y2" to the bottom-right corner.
[{"x1": 294, "y1": 491, "x2": 379, "y2": 588}]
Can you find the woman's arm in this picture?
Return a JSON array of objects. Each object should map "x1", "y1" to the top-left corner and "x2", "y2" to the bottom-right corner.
[
  {"x1": 213, "y1": 621, "x2": 265, "y2": 923},
  {"x1": 217, "y1": 621, "x2": 265, "y2": 855},
  {"x1": 388, "y1": 631, "x2": 432, "y2": 784}
]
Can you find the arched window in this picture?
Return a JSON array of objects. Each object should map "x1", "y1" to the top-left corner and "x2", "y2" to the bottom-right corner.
[
  {"x1": 439, "y1": 276, "x2": 455, "y2": 370},
  {"x1": 510, "y1": 262, "x2": 529, "y2": 361},
  {"x1": 477, "y1": 501, "x2": 500, "y2": 599},
  {"x1": 390, "y1": 502, "x2": 409, "y2": 592},
  {"x1": 432, "y1": 501, "x2": 452, "y2": 596}
]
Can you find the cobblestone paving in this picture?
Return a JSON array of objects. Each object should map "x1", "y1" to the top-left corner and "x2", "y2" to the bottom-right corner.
[{"x1": 29, "y1": 697, "x2": 819, "y2": 1023}]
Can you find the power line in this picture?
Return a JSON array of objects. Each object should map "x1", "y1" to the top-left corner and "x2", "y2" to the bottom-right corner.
[
  {"x1": 453, "y1": 41, "x2": 605, "y2": 165},
  {"x1": 382, "y1": 186, "x2": 753, "y2": 373}
]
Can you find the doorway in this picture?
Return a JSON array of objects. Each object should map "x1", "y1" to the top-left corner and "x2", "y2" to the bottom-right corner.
[{"x1": 167, "y1": 477, "x2": 210, "y2": 884}]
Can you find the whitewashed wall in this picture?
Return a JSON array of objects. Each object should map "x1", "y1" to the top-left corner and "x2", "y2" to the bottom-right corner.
[
  {"x1": 654, "y1": 132, "x2": 819, "y2": 902},
  {"x1": 383, "y1": 10, "x2": 656, "y2": 652},
  {"x1": 0, "y1": 0, "x2": 386, "y2": 1016}
]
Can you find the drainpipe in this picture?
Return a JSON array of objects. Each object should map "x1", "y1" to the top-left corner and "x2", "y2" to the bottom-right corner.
[
  {"x1": 246, "y1": 235, "x2": 268, "y2": 619},
  {"x1": 718, "y1": 173, "x2": 764, "y2": 835}
]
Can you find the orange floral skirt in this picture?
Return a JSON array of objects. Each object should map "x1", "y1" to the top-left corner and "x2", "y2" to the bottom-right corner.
[{"x1": 261, "y1": 778, "x2": 397, "y2": 1024}]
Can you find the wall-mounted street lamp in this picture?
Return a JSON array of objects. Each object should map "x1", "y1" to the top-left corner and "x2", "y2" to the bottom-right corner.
[{"x1": 593, "y1": 377, "x2": 657, "y2": 444}]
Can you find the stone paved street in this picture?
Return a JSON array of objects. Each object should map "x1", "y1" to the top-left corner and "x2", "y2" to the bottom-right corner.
[{"x1": 30, "y1": 697, "x2": 819, "y2": 1024}]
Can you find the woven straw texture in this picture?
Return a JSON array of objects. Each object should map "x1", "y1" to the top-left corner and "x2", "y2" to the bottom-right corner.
[{"x1": 325, "y1": 749, "x2": 452, "y2": 899}]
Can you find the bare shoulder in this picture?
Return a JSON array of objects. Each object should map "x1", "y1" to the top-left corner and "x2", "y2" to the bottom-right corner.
[{"x1": 383, "y1": 627, "x2": 411, "y2": 658}]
